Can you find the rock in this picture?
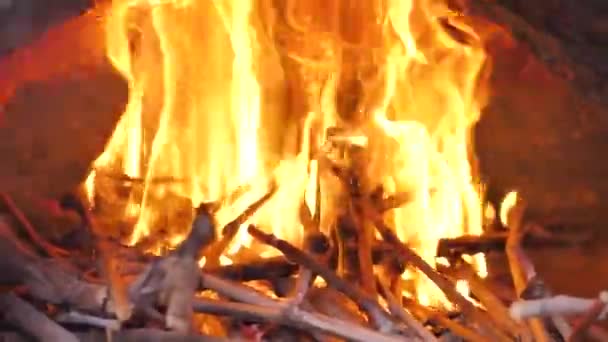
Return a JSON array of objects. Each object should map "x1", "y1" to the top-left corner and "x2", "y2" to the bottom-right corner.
[{"x1": 0, "y1": 7, "x2": 128, "y2": 198}]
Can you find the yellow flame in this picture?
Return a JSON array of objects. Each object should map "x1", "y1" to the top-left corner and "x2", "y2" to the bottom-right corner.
[
  {"x1": 90, "y1": 0, "x2": 490, "y2": 306},
  {"x1": 366, "y1": 0, "x2": 488, "y2": 304},
  {"x1": 500, "y1": 191, "x2": 518, "y2": 227}
]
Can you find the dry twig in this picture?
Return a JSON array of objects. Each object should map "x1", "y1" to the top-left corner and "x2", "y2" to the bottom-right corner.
[
  {"x1": 505, "y1": 200, "x2": 553, "y2": 342},
  {"x1": 247, "y1": 225, "x2": 403, "y2": 334},
  {"x1": 0, "y1": 292, "x2": 79, "y2": 342},
  {"x1": 193, "y1": 298, "x2": 406, "y2": 342},
  {"x1": 129, "y1": 205, "x2": 216, "y2": 333},
  {"x1": 369, "y1": 213, "x2": 509, "y2": 341}
]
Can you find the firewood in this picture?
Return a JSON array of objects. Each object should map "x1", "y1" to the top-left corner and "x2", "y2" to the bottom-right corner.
[
  {"x1": 128, "y1": 205, "x2": 216, "y2": 333},
  {"x1": 291, "y1": 209, "x2": 331, "y2": 304},
  {"x1": 369, "y1": 213, "x2": 510, "y2": 341},
  {"x1": 568, "y1": 293, "x2": 608, "y2": 341},
  {"x1": 106, "y1": 328, "x2": 229, "y2": 342},
  {"x1": 193, "y1": 298, "x2": 407, "y2": 342},
  {"x1": 0, "y1": 217, "x2": 109, "y2": 313},
  {"x1": 440, "y1": 258, "x2": 530, "y2": 340},
  {"x1": 0, "y1": 292, "x2": 79, "y2": 342},
  {"x1": 204, "y1": 184, "x2": 277, "y2": 268},
  {"x1": 55, "y1": 310, "x2": 120, "y2": 330},
  {"x1": 376, "y1": 278, "x2": 437, "y2": 342},
  {"x1": 504, "y1": 200, "x2": 553, "y2": 342},
  {"x1": 436, "y1": 231, "x2": 584, "y2": 258},
  {"x1": 200, "y1": 273, "x2": 281, "y2": 307},
  {"x1": 206, "y1": 256, "x2": 298, "y2": 282},
  {"x1": 510, "y1": 293, "x2": 608, "y2": 321},
  {"x1": 247, "y1": 225, "x2": 408, "y2": 335}
]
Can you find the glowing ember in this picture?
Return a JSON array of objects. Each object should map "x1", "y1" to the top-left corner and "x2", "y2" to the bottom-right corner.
[{"x1": 88, "y1": 0, "x2": 490, "y2": 306}]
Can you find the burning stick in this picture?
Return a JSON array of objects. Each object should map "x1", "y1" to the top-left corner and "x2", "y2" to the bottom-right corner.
[
  {"x1": 369, "y1": 214, "x2": 510, "y2": 341},
  {"x1": 377, "y1": 278, "x2": 437, "y2": 341},
  {"x1": 402, "y1": 297, "x2": 487, "y2": 342},
  {"x1": 504, "y1": 199, "x2": 553, "y2": 342},
  {"x1": 0, "y1": 292, "x2": 79, "y2": 342},
  {"x1": 204, "y1": 184, "x2": 276, "y2": 268},
  {"x1": 206, "y1": 256, "x2": 298, "y2": 282},
  {"x1": 129, "y1": 205, "x2": 216, "y2": 333},
  {"x1": 198, "y1": 271, "x2": 408, "y2": 341},
  {"x1": 440, "y1": 259, "x2": 530, "y2": 340},
  {"x1": 436, "y1": 232, "x2": 583, "y2": 258},
  {"x1": 193, "y1": 298, "x2": 406, "y2": 342},
  {"x1": 246, "y1": 225, "x2": 405, "y2": 334},
  {"x1": 200, "y1": 273, "x2": 280, "y2": 307},
  {"x1": 290, "y1": 204, "x2": 332, "y2": 304}
]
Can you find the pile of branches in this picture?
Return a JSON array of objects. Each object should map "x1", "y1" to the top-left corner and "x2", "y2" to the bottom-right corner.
[{"x1": 0, "y1": 170, "x2": 606, "y2": 342}]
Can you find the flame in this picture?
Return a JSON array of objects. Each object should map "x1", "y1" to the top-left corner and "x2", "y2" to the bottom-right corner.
[
  {"x1": 90, "y1": 0, "x2": 490, "y2": 306},
  {"x1": 500, "y1": 190, "x2": 518, "y2": 227}
]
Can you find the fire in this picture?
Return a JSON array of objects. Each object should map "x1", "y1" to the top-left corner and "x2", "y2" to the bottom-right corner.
[{"x1": 88, "y1": 0, "x2": 490, "y2": 305}]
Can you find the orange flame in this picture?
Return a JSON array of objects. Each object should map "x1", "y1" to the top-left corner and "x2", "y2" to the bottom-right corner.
[{"x1": 89, "y1": 0, "x2": 490, "y2": 306}]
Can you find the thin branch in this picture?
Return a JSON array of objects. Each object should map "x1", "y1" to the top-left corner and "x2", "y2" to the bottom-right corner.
[
  {"x1": 55, "y1": 311, "x2": 120, "y2": 330},
  {"x1": 369, "y1": 214, "x2": 509, "y2": 341},
  {"x1": 0, "y1": 292, "x2": 79, "y2": 342},
  {"x1": 247, "y1": 225, "x2": 400, "y2": 334},
  {"x1": 569, "y1": 292, "x2": 608, "y2": 341},
  {"x1": 505, "y1": 200, "x2": 552, "y2": 342},
  {"x1": 205, "y1": 185, "x2": 277, "y2": 268},
  {"x1": 193, "y1": 298, "x2": 407, "y2": 342},
  {"x1": 441, "y1": 259, "x2": 531, "y2": 340},
  {"x1": 510, "y1": 293, "x2": 608, "y2": 320},
  {"x1": 377, "y1": 278, "x2": 437, "y2": 341}
]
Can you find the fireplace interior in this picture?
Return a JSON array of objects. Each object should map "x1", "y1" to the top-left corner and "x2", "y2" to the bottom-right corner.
[{"x1": 1, "y1": 0, "x2": 608, "y2": 341}]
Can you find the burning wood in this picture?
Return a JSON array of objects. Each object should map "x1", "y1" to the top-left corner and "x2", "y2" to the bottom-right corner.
[{"x1": 2, "y1": 0, "x2": 608, "y2": 341}]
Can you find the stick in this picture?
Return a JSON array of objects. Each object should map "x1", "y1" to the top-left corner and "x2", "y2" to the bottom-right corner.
[
  {"x1": 129, "y1": 206, "x2": 216, "y2": 333},
  {"x1": 402, "y1": 297, "x2": 487, "y2": 342},
  {"x1": 55, "y1": 311, "x2": 120, "y2": 330},
  {"x1": 0, "y1": 193, "x2": 70, "y2": 258},
  {"x1": 442, "y1": 259, "x2": 531, "y2": 340},
  {"x1": 247, "y1": 225, "x2": 400, "y2": 334},
  {"x1": 206, "y1": 256, "x2": 298, "y2": 281},
  {"x1": 369, "y1": 214, "x2": 509, "y2": 341},
  {"x1": 64, "y1": 192, "x2": 133, "y2": 322},
  {"x1": 205, "y1": 185, "x2": 276, "y2": 268},
  {"x1": 436, "y1": 232, "x2": 582, "y2": 258},
  {"x1": 0, "y1": 218, "x2": 109, "y2": 313},
  {"x1": 505, "y1": 200, "x2": 552, "y2": 342},
  {"x1": 510, "y1": 293, "x2": 608, "y2": 321},
  {"x1": 193, "y1": 298, "x2": 406, "y2": 342},
  {"x1": 199, "y1": 273, "x2": 281, "y2": 307},
  {"x1": 569, "y1": 293, "x2": 608, "y2": 341},
  {"x1": 0, "y1": 292, "x2": 79, "y2": 342},
  {"x1": 376, "y1": 278, "x2": 437, "y2": 341},
  {"x1": 107, "y1": 329, "x2": 229, "y2": 342}
]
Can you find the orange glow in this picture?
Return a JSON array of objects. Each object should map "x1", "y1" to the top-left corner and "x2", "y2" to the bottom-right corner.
[{"x1": 89, "y1": 0, "x2": 490, "y2": 306}]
